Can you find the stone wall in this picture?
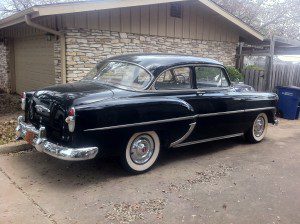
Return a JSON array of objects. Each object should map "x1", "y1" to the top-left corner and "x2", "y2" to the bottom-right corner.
[
  {"x1": 0, "y1": 42, "x2": 10, "y2": 93},
  {"x1": 65, "y1": 29, "x2": 237, "y2": 82},
  {"x1": 54, "y1": 39, "x2": 62, "y2": 84}
]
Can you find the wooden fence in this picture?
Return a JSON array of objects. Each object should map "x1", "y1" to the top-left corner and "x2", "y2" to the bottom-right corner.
[{"x1": 243, "y1": 63, "x2": 300, "y2": 92}]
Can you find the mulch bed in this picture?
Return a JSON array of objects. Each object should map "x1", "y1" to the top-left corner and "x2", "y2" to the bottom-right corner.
[{"x1": 0, "y1": 93, "x2": 23, "y2": 145}]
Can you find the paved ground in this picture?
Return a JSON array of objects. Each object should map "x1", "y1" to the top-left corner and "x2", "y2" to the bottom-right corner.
[{"x1": 1, "y1": 119, "x2": 300, "y2": 224}]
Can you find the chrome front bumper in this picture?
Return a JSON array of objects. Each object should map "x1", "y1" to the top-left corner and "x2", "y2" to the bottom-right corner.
[{"x1": 16, "y1": 116, "x2": 98, "y2": 161}]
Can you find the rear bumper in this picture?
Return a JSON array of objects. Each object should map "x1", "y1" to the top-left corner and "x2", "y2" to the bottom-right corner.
[
  {"x1": 274, "y1": 117, "x2": 279, "y2": 126},
  {"x1": 16, "y1": 116, "x2": 98, "y2": 161}
]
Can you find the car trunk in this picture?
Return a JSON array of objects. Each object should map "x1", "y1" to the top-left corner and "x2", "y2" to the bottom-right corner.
[{"x1": 26, "y1": 81, "x2": 114, "y2": 144}]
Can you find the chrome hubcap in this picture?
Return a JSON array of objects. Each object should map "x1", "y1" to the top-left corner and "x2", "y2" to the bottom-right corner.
[
  {"x1": 254, "y1": 116, "x2": 265, "y2": 137},
  {"x1": 130, "y1": 134, "x2": 154, "y2": 164}
]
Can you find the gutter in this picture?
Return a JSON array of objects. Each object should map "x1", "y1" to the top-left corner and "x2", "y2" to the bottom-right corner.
[{"x1": 24, "y1": 15, "x2": 67, "y2": 84}]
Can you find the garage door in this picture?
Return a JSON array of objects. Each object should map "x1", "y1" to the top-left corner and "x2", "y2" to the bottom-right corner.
[{"x1": 14, "y1": 36, "x2": 55, "y2": 94}]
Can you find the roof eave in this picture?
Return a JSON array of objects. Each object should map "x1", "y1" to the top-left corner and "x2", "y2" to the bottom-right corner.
[
  {"x1": 0, "y1": 0, "x2": 264, "y2": 41},
  {"x1": 0, "y1": 7, "x2": 40, "y2": 29}
]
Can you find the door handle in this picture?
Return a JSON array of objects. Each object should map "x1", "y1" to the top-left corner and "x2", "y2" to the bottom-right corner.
[{"x1": 197, "y1": 91, "x2": 205, "y2": 95}]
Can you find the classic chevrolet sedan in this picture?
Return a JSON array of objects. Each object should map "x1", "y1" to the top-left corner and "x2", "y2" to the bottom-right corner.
[{"x1": 16, "y1": 54, "x2": 278, "y2": 173}]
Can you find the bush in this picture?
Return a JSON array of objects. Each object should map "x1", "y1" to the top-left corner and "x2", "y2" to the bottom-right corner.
[{"x1": 225, "y1": 66, "x2": 244, "y2": 82}]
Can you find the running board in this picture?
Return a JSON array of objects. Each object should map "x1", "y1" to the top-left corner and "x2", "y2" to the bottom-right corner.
[{"x1": 172, "y1": 133, "x2": 244, "y2": 148}]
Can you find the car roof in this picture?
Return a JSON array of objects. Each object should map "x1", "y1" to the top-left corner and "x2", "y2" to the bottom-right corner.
[{"x1": 104, "y1": 53, "x2": 223, "y2": 76}]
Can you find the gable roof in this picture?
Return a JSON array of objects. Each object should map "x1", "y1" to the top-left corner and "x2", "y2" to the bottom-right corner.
[{"x1": 0, "y1": 0, "x2": 264, "y2": 41}]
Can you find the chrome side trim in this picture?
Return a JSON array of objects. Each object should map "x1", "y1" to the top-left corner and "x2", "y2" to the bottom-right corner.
[
  {"x1": 172, "y1": 133, "x2": 244, "y2": 148},
  {"x1": 84, "y1": 115, "x2": 197, "y2": 132},
  {"x1": 84, "y1": 107, "x2": 276, "y2": 132},
  {"x1": 244, "y1": 107, "x2": 276, "y2": 112},
  {"x1": 198, "y1": 110, "x2": 244, "y2": 118},
  {"x1": 197, "y1": 107, "x2": 276, "y2": 118},
  {"x1": 170, "y1": 122, "x2": 196, "y2": 148}
]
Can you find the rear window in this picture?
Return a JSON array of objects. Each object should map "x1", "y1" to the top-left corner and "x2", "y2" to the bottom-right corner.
[{"x1": 84, "y1": 61, "x2": 152, "y2": 90}]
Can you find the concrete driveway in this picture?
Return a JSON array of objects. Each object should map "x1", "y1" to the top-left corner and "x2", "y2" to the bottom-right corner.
[{"x1": 1, "y1": 119, "x2": 300, "y2": 224}]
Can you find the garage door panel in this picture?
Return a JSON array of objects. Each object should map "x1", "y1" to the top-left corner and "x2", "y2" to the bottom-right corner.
[{"x1": 15, "y1": 36, "x2": 55, "y2": 94}]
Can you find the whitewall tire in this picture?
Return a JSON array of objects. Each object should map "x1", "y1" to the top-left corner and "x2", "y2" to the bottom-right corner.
[
  {"x1": 121, "y1": 131, "x2": 160, "y2": 173},
  {"x1": 245, "y1": 113, "x2": 268, "y2": 143}
]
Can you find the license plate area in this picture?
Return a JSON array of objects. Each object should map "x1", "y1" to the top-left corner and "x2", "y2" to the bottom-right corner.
[{"x1": 25, "y1": 131, "x2": 36, "y2": 144}]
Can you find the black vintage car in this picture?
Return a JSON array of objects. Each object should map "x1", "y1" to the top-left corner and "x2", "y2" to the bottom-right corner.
[{"x1": 16, "y1": 54, "x2": 278, "y2": 173}]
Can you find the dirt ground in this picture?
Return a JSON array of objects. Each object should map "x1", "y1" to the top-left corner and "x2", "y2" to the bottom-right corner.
[
  {"x1": 0, "y1": 94, "x2": 23, "y2": 145},
  {"x1": 0, "y1": 119, "x2": 300, "y2": 224}
]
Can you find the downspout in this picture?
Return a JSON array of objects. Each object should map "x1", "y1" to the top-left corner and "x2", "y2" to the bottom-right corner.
[{"x1": 24, "y1": 15, "x2": 67, "y2": 84}]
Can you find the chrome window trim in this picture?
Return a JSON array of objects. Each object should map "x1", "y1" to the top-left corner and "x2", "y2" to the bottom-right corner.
[
  {"x1": 170, "y1": 122, "x2": 197, "y2": 147},
  {"x1": 172, "y1": 133, "x2": 244, "y2": 148},
  {"x1": 194, "y1": 65, "x2": 231, "y2": 88},
  {"x1": 86, "y1": 60, "x2": 155, "y2": 91},
  {"x1": 152, "y1": 66, "x2": 193, "y2": 90},
  {"x1": 149, "y1": 63, "x2": 227, "y2": 91},
  {"x1": 83, "y1": 107, "x2": 276, "y2": 132}
]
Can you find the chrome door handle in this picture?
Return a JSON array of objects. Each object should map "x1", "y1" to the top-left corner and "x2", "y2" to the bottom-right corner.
[{"x1": 197, "y1": 91, "x2": 205, "y2": 95}]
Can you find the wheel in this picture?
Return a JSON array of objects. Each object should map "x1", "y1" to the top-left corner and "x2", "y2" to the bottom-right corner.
[
  {"x1": 120, "y1": 131, "x2": 160, "y2": 174},
  {"x1": 245, "y1": 113, "x2": 268, "y2": 143}
]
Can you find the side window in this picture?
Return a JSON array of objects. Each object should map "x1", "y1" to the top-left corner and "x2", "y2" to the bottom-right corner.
[
  {"x1": 195, "y1": 66, "x2": 229, "y2": 88},
  {"x1": 155, "y1": 67, "x2": 191, "y2": 90}
]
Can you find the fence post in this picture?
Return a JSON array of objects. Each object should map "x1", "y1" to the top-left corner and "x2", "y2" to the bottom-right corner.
[
  {"x1": 236, "y1": 42, "x2": 244, "y2": 71},
  {"x1": 265, "y1": 36, "x2": 275, "y2": 91}
]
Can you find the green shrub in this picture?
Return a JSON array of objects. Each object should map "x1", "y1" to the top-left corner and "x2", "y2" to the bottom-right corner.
[{"x1": 226, "y1": 66, "x2": 244, "y2": 82}]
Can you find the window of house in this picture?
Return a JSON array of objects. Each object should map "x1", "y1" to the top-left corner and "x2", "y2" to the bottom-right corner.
[
  {"x1": 155, "y1": 67, "x2": 191, "y2": 90},
  {"x1": 170, "y1": 3, "x2": 182, "y2": 18},
  {"x1": 195, "y1": 66, "x2": 229, "y2": 88}
]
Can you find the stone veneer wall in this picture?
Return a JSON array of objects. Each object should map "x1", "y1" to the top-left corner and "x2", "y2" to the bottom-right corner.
[
  {"x1": 63, "y1": 29, "x2": 237, "y2": 83},
  {"x1": 0, "y1": 42, "x2": 10, "y2": 92},
  {"x1": 54, "y1": 40, "x2": 62, "y2": 84}
]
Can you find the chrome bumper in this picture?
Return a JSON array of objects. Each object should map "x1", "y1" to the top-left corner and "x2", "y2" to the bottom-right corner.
[
  {"x1": 274, "y1": 117, "x2": 279, "y2": 126},
  {"x1": 16, "y1": 116, "x2": 98, "y2": 161}
]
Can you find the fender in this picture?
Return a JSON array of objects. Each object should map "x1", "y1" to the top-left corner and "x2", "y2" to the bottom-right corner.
[{"x1": 76, "y1": 96, "x2": 196, "y2": 132}]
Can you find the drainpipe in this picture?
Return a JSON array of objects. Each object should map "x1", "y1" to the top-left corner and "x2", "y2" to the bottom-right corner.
[{"x1": 24, "y1": 15, "x2": 67, "y2": 84}]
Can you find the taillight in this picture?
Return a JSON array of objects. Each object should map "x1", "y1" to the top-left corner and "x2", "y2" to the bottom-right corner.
[
  {"x1": 21, "y1": 92, "x2": 26, "y2": 111},
  {"x1": 68, "y1": 107, "x2": 75, "y2": 117},
  {"x1": 65, "y1": 107, "x2": 76, "y2": 132}
]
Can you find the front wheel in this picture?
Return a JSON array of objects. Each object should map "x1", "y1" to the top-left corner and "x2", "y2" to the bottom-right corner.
[
  {"x1": 120, "y1": 131, "x2": 160, "y2": 174},
  {"x1": 245, "y1": 113, "x2": 268, "y2": 143}
]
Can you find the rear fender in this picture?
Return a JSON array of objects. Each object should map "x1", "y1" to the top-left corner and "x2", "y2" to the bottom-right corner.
[{"x1": 76, "y1": 96, "x2": 196, "y2": 153}]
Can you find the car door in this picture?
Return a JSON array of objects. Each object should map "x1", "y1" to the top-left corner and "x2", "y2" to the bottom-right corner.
[{"x1": 185, "y1": 65, "x2": 247, "y2": 142}]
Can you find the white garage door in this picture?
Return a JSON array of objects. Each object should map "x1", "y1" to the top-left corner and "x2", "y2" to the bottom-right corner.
[{"x1": 14, "y1": 36, "x2": 55, "y2": 94}]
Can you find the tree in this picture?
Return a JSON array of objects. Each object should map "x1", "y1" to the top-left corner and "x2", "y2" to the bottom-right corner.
[
  {"x1": 213, "y1": 0, "x2": 300, "y2": 40},
  {"x1": 0, "y1": 0, "x2": 78, "y2": 18}
]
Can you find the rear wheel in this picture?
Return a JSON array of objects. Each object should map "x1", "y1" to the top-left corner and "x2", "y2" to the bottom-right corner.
[
  {"x1": 245, "y1": 113, "x2": 268, "y2": 143},
  {"x1": 120, "y1": 131, "x2": 160, "y2": 174}
]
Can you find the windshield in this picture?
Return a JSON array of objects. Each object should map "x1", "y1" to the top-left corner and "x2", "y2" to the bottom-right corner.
[{"x1": 83, "y1": 61, "x2": 152, "y2": 90}]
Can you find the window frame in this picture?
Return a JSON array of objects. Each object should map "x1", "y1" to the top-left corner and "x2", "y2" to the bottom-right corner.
[
  {"x1": 153, "y1": 66, "x2": 194, "y2": 91},
  {"x1": 84, "y1": 60, "x2": 154, "y2": 91},
  {"x1": 193, "y1": 65, "x2": 231, "y2": 90}
]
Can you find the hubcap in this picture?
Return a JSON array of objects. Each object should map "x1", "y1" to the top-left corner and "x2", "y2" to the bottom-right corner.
[
  {"x1": 130, "y1": 134, "x2": 155, "y2": 165},
  {"x1": 253, "y1": 116, "x2": 265, "y2": 137}
]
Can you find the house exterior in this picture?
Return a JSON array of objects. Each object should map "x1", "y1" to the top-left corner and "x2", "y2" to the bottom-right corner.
[{"x1": 0, "y1": 0, "x2": 264, "y2": 94}]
